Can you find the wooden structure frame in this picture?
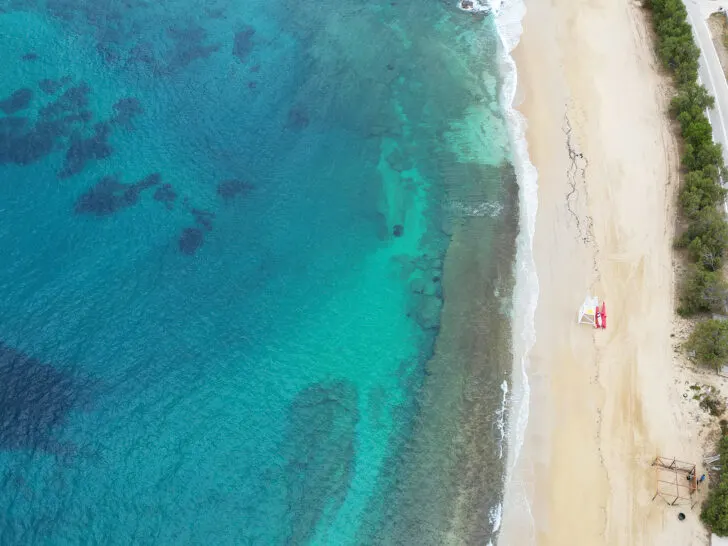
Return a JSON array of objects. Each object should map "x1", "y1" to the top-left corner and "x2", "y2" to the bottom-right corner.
[{"x1": 651, "y1": 456, "x2": 698, "y2": 508}]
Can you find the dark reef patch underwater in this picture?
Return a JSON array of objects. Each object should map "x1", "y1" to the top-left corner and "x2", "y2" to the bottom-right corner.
[
  {"x1": 0, "y1": 0, "x2": 517, "y2": 544},
  {"x1": 0, "y1": 342, "x2": 93, "y2": 454}
]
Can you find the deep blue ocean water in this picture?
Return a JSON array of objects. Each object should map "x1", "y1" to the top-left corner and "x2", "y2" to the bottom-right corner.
[{"x1": 0, "y1": 0, "x2": 516, "y2": 544}]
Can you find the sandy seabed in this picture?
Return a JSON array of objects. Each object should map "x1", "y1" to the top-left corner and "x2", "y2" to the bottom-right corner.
[{"x1": 498, "y1": 0, "x2": 718, "y2": 543}]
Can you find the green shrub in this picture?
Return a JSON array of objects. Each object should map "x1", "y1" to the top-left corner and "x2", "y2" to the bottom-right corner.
[
  {"x1": 680, "y1": 169, "x2": 727, "y2": 219},
  {"x1": 648, "y1": 0, "x2": 725, "y2": 174},
  {"x1": 649, "y1": 0, "x2": 728, "y2": 368},
  {"x1": 702, "y1": 436, "x2": 728, "y2": 534},
  {"x1": 671, "y1": 84, "x2": 715, "y2": 118},
  {"x1": 678, "y1": 265, "x2": 728, "y2": 315},
  {"x1": 679, "y1": 208, "x2": 728, "y2": 270},
  {"x1": 683, "y1": 140, "x2": 724, "y2": 172},
  {"x1": 683, "y1": 117, "x2": 715, "y2": 147},
  {"x1": 651, "y1": 0, "x2": 701, "y2": 82},
  {"x1": 686, "y1": 319, "x2": 728, "y2": 369}
]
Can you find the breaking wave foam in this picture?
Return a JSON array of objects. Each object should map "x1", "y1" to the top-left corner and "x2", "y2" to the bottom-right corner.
[
  {"x1": 492, "y1": 0, "x2": 540, "y2": 543},
  {"x1": 445, "y1": 199, "x2": 504, "y2": 218}
]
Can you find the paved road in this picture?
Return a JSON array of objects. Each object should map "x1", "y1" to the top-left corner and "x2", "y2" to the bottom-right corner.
[{"x1": 685, "y1": 0, "x2": 728, "y2": 166}]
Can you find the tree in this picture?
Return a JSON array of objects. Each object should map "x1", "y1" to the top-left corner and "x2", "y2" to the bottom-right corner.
[
  {"x1": 686, "y1": 319, "x2": 728, "y2": 369},
  {"x1": 699, "y1": 163, "x2": 726, "y2": 184},
  {"x1": 684, "y1": 118, "x2": 715, "y2": 148},
  {"x1": 702, "y1": 436, "x2": 728, "y2": 535},
  {"x1": 680, "y1": 169, "x2": 727, "y2": 219},
  {"x1": 671, "y1": 84, "x2": 715, "y2": 117},
  {"x1": 678, "y1": 265, "x2": 728, "y2": 315},
  {"x1": 680, "y1": 208, "x2": 728, "y2": 269},
  {"x1": 688, "y1": 237, "x2": 723, "y2": 270},
  {"x1": 684, "y1": 140, "x2": 724, "y2": 172}
]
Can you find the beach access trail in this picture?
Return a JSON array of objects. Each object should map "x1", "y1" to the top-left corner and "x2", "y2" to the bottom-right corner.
[{"x1": 498, "y1": 0, "x2": 709, "y2": 544}]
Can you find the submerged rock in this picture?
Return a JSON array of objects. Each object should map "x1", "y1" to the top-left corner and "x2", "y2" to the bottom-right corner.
[
  {"x1": 39, "y1": 79, "x2": 64, "y2": 95},
  {"x1": 410, "y1": 277, "x2": 426, "y2": 294},
  {"x1": 286, "y1": 106, "x2": 309, "y2": 130},
  {"x1": 111, "y1": 97, "x2": 143, "y2": 128},
  {"x1": 0, "y1": 80, "x2": 129, "y2": 170},
  {"x1": 217, "y1": 179, "x2": 253, "y2": 201},
  {"x1": 0, "y1": 342, "x2": 92, "y2": 454},
  {"x1": 191, "y1": 208, "x2": 215, "y2": 231},
  {"x1": 59, "y1": 122, "x2": 113, "y2": 178},
  {"x1": 0, "y1": 117, "x2": 69, "y2": 166},
  {"x1": 74, "y1": 173, "x2": 160, "y2": 216},
  {"x1": 233, "y1": 26, "x2": 255, "y2": 62},
  {"x1": 153, "y1": 183, "x2": 177, "y2": 209},
  {"x1": 165, "y1": 24, "x2": 221, "y2": 72},
  {"x1": 178, "y1": 227, "x2": 204, "y2": 255},
  {"x1": 281, "y1": 381, "x2": 358, "y2": 545},
  {"x1": 385, "y1": 148, "x2": 413, "y2": 173},
  {"x1": 423, "y1": 280, "x2": 438, "y2": 297},
  {"x1": 415, "y1": 294, "x2": 443, "y2": 330},
  {"x1": 40, "y1": 82, "x2": 90, "y2": 120},
  {"x1": 0, "y1": 88, "x2": 33, "y2": 115}
]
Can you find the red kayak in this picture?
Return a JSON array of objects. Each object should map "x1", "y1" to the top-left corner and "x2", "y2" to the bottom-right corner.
[{"x1": 601, "y1": 302, "x2": 607, "y2": 329}]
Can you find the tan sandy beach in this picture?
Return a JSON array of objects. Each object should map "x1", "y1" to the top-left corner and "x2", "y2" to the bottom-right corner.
[{"x1": 499, "y1": 0, "x2": 713, "y2": 544}]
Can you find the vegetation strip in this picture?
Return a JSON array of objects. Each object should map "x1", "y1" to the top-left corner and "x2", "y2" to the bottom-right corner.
[{"x1": 647, "y1": 0, "x2": 728, "y2": 531}]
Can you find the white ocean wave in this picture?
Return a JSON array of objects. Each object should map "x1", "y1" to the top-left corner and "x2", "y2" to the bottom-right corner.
[
  {"x1": 446, "y1": 199, "x2": 504, "y2": 218},
  {"x1": 492, "y1": 0, "x2": 540, "y2": 542}
]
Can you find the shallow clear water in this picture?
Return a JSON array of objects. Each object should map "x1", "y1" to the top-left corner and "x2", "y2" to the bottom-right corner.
[{"x1": 0, "y1": 0, "x2": 516, "y2": 543}]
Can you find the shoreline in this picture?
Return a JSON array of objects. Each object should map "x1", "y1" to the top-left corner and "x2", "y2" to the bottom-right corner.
[
  {"x1": 498, "y1": 0, "x2": 711, "y2": 543},
  {"x1": 492, "y1": 0, "x2": 539, "y2": 539}
]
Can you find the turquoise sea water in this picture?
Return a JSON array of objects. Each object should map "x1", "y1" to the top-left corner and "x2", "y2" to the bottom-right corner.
[{"x1": 0, "y1": 0, "x2": 516, "y2": 544}]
